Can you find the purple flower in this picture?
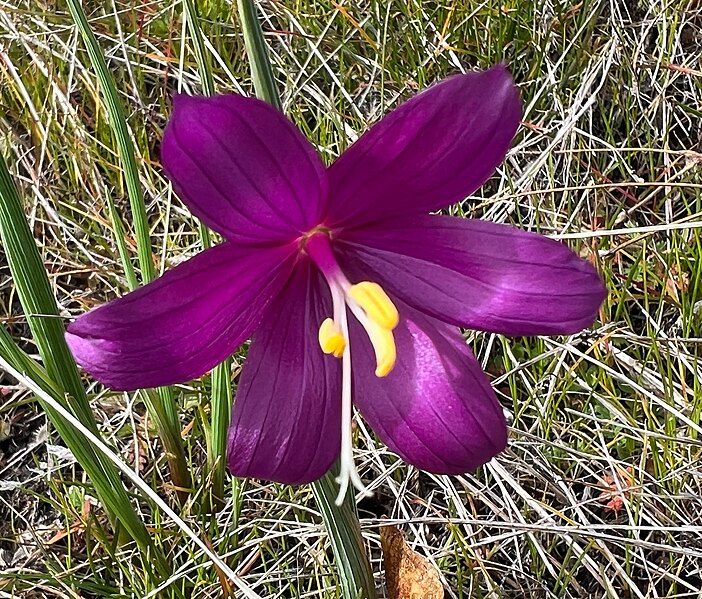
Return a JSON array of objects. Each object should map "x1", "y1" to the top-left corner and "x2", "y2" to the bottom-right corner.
[{"x1": 66, "y1": 65, "x2": 606, "y2": 499}]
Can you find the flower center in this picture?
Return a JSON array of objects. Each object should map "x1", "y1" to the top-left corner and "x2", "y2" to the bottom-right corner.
[
  {"x1": 304, "y1": 233, "x2": 399, "y2": 377},
  {"x1": 304, "y1": 232, "x2": 399, "y2": 503}
]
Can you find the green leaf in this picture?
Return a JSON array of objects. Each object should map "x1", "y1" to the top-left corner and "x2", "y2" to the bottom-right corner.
[
  {"x1": 66, "y1": 0, "x2": 191, "y2": 497},
  {"x1": 0, "y1": 152, "x2": 164, "y2": 568}
]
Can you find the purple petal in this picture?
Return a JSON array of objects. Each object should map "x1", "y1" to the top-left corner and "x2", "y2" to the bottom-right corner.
[
  {"x1": 338, "y1": 215, "x2": 606, "y2": 336},
  {"x1": 162, "y1": 94, "x2": 328, "y2": 244},
  {"x1": 324, "y1": 65, "x2": 521, "y2": 228},
  {"x1": 227, "y1": 261, "x2": 341, "y2": 484},
  {"x1": 350, "y1": 300, "x2": 507, "y2": 473},
  {"x1": 66, "y1": 243, "x2": 295, "y2": 390}
]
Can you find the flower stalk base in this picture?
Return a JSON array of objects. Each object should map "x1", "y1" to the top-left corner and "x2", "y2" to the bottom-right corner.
[{"x1": 312, "y1": 463, "x2": 377, "y2": 599}]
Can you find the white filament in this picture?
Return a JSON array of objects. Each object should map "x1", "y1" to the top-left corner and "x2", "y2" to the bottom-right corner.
[{"x1": 333, "y1": 284, "x2": 372, "y2": 506}]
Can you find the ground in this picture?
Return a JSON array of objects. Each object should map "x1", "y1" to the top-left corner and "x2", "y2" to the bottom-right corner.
[{"x1": 0, "y1": 0, "x2": 701, "y2": 597}]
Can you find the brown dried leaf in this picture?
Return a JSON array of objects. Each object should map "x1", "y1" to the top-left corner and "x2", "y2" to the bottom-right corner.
[{"x1": 381, "y1": 525, "x2": 444, "y2": 599}]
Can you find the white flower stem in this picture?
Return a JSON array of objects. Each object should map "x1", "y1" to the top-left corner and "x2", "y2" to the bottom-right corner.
[{"x1": 334, "y1": 299, "x2": 372, "y2": 506}]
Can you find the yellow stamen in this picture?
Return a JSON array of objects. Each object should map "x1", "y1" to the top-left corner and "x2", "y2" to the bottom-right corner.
[
  {"x1": 347, "y1": 281, "x2": 399, "y2": 330},
  {"x1": 366, "y1": 321, "x2": 396, "y2": 377},
  {"x1": 318, "y1": 318, "x2": 346, "y2": 358}
]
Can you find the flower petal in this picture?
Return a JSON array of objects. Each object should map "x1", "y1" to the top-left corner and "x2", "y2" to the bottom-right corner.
[
  {"x1": 350, "y1": 301, "x2": 506, "y2": 474},
  {"x1": 338, "y1": 214, "x2": 606, "y2": 336},
  {"x1": 324, "y1": 65, "x2": 520, "y2": 228},
  {"x1": 162, "y1": 94, "x2": 328, "y2": 244},
  {"x1": 227, "y1": 261, "x2": 341, "y2": 485},
  {"x1": 66, "y1": 242, "x2": 295, "y2": 390}
]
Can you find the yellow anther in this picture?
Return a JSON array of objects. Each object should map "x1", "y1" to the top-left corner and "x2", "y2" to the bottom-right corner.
[
  {"x1": 366, "y1": 322, "x2": 396, "y2": 377},
  {"x1": 347, "y1": 281, "x2": 399, "y2": 330},
  {"x1": 319, "y1": 318, "x2": 346, "y2": 358}
]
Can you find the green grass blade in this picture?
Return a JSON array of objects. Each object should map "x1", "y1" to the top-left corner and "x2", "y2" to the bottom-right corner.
[
  {"x1": 109, "y1": 191, "x2": 192, "y2": 497},
  {"x1": 0, "y1": 354, "x2": 261, "y2": 599},
  {"x1": 66, "y1": 0, "x2": 191, "y2": 497},
  {"x1": 183, "y1": 0, "x2": 234, "y2": 511},
  {"x1": 0, "y1": 328, "x2": 170, "y2": 578},
  {"x1": 237, "y1": 0, "x2": 282, "y2": 111},
  {"x1": 207, "y1": 360, "x2": 233, "y2": 508},
  {"x1": 0, "y1": 325, "x2": 62, "y2": 399},
  {"x1": 236, "y1": 1, "x2": 376, "y2": 596},
  {"x1": 183, "y1": 0, "x2": 216, "y2": 97},
  {"x1": 312, "y1": 462, "x2": 378, "y2": 599},
  {"x1": 105, "y1": 193, "x2": 138, "y2": 291},
  {"x1": 0, "y1": 161, "x2": 91, "y2": 426},
  {"x1": 108, "y1": 194, "x2": 191, "y2": 497},
  {"x1": 65, "y1": 0, "x2": 153, "y2": 282},
  {"x1": 0, "y1": 153, "x2": 162, "y2": 564}
]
